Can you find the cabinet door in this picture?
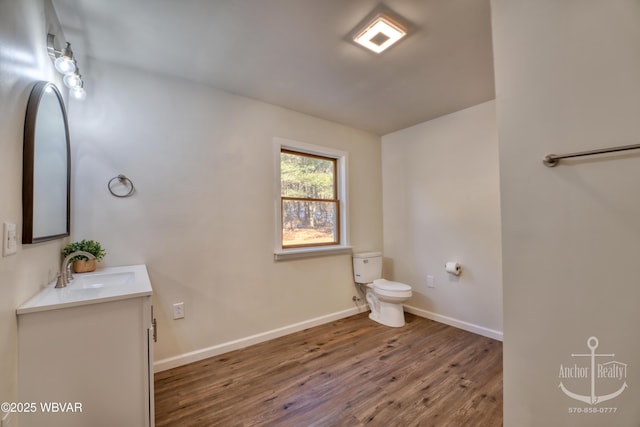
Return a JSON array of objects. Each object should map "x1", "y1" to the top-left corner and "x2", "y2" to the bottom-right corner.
[{"x1": 18, "y1": 297, "x2": 152, "y2": 427}]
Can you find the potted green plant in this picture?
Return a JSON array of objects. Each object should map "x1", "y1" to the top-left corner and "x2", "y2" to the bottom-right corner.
[{"x1": 61, "y1": 239, "x2": 107, "y2": 273}]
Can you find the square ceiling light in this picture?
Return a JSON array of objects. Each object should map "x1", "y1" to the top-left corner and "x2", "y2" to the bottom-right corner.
[{"x1": 352, "y1": 13, "x2": 407, "y2": 54}]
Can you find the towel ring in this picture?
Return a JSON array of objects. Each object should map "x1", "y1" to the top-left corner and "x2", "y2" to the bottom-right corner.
[{"x1": 108, "y1": 174, "x2": 135, "y2": 198}]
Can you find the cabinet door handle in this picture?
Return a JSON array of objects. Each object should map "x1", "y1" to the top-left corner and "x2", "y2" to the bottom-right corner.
[{"x1": 152, "y1": 318, "x2": 157, "y2": 342}]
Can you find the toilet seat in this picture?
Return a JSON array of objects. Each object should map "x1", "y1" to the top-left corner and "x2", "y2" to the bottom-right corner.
[
  {"x1": 372, "y1": 279, "x2": 412, "y2": 298},
  {"x1": 373, "y1": 278, "x2": 411, "y2": 291}
]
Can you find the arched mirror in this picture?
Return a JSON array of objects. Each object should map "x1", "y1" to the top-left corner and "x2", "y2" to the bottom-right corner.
[{"x1": 23, "y1": 81, "x2": 71, "y2": 243}]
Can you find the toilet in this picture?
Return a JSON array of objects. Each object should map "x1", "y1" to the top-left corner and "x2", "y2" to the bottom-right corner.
[{"x1": 352, "y1": 252, "x2": 412, "y2": 327}]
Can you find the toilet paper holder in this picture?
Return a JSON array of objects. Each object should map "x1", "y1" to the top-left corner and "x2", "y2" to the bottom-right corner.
[{"x1": 445, "y1": 262, "x2": 462, "y2": 276}]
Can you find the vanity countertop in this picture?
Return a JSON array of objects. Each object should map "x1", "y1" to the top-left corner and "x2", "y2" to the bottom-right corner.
[{"x1": 17, "y1": 264, "x2": 152, "y2": 315}]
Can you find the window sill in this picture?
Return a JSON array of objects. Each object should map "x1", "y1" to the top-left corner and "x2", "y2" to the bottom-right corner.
[{"x1": 274, "y1": 246, "x2": 352, "y2": 261}]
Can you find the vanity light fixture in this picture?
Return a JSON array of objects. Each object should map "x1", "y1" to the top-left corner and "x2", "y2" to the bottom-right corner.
[
  {"x1": 47, "y1": 33, "x2": 86, "y2": 100},
  {"x1": 352, "y1": 12, "x2": 407, "y2": 54}
]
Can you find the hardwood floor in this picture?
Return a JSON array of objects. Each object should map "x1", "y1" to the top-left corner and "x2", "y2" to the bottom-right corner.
[{"x1": 155, "y1": 312, "x2": 503, "y2": 426}]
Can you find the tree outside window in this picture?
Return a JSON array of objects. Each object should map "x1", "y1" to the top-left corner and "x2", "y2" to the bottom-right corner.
[{"x1": 280, "y1": 149, "x2": 340, "y2": 248}]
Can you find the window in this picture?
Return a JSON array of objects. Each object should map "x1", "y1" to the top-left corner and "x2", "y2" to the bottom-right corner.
[
  {"x1": 274, "y1": 138, "x2": 349, "y2": 259},
  {"x1": 281, "y1": 149, "x2": 339, "y2": 248}
]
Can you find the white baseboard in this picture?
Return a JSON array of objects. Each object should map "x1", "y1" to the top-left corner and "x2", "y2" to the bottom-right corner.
[
  {"x1": 154, "y1": 304, "x2": 502, "y2": 372},
  {"x1": 154, "y1": 305, "x2": 369, "y2": 372},
  {"x1": 404, "y1": 305, "x2": 503, "y2": 342}
]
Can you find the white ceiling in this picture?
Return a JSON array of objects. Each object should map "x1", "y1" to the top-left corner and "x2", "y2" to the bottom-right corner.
[{"x1": 52, "y1": 0, "x2": 495, "y2": 135}]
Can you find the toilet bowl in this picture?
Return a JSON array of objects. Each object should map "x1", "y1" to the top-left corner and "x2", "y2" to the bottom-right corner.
[
  {"x1": 353, "y1": 252, "x2": 412, "y2": 327},
  {"x1": 366, "y1": 279, "x2": 412, "y2": 327}
]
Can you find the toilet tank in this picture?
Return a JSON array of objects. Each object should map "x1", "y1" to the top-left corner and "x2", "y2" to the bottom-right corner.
[{"x1": 352, "y1": 252, "x2": 383, "y2": 284}]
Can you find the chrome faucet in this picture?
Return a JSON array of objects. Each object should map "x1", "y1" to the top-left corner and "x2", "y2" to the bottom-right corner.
[{"x1": 56, "y1": 250, "x2": 96, "y2": 288}]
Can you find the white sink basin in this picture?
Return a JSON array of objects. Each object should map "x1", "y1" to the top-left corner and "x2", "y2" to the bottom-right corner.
[
  {"x1": 17, "y1": 265, "x2": 152, "y2": 314},
  {"x1": 70, "y1": 271, "x2": 136, "y2": 290}
]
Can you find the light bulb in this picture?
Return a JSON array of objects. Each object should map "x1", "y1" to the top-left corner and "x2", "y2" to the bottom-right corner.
[
  {"x1": 71, "y1": 86, "x2": 86, "y2": 101},
  {"x1": 54, "y1": 42, "x2": 76, "y2": 74},
  {"x1": 63, "y1": 73, "x2": 82, "y2": 89},
  {"x1": 55, "y1": 56, "x2": 76, "y2": 74}
]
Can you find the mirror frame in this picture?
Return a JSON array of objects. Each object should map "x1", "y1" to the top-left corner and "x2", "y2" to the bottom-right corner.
[{"x1": 22, "y1": 81, "x2": 71, "y2": 244}]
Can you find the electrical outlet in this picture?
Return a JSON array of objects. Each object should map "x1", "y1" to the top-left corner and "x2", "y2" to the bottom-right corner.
[
  {"x1": 427, "y1": 275, "x2": 435, "y2": 288},
  {"x1": 1, "y1": 411, "x2": 12, "y2": 427},
  {"x1": 3, "y1": 222, "x2": 17, "y2": 256},
  {"x1": 172, "y1": 302, "x2": 185, "y2": 319}
]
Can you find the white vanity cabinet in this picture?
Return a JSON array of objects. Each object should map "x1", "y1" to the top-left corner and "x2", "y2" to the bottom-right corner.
[{"x1": 17, "y1": 265, "x2": 155, "y2": 427}]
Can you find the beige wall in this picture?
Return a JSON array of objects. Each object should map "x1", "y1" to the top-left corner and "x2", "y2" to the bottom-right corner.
[
  {"x1": 68, "y1": 60, "x2": 383, "y2": 368},
  {"x1": 493, "y1": 1, "x2": 640, "y2": 425},
  {"x1": 0, "y1": 0, "x2": 70, "y2": 410},
  {"x1": 381, "y1": 101, "x2": 502, "y2": 339}
]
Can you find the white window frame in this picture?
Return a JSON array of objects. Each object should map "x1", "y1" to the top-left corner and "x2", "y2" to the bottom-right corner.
[{"x1": 273, "y1": 137, "x2": 351, "y2": 261}]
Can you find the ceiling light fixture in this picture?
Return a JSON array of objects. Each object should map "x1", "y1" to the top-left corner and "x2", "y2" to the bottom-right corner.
[
  {"x1": 352, "y1": 12, "x2": 407, "y2": 54},
  {"x1": 47, "y1": 33, "x2": 86, "y2": 100}
]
